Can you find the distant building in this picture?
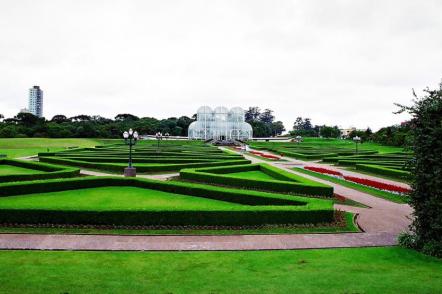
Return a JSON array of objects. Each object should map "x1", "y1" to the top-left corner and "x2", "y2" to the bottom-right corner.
[
  {"x1": 28, "y1": 86, "x2": 43, "y2": 117},
  {"x1": 340, "y1": 127, "x2": 356, "y2": 138},
  {"x1": 188, "y1": 106, "x2": 253, "y2": 140}
]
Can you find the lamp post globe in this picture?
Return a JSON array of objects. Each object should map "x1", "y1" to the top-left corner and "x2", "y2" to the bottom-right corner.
[
  {"x1": 295, "y1": 135, "x2": 302, "y2": 144},
  {"x1": 156, "y1": 132, "x2": 163, "y2": 152},
  {"x1": 353, "y1": 136, "x2": 361, "y2": 154},
  {"x1": 123, "y1": 128, "x2": 138, "y2": 177}
]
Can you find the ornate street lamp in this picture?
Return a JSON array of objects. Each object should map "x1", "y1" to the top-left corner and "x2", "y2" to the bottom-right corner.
[
  {"x1": 155, "y1": 132, "x2": 163, "y2": 153},
  {"x1": 353, "y1": 136, "x2": 361, "y2": 154},
  {"x1": 164, "y1": 132, "x2": 170, "y2": 140},
  {"x1": 123, "y1": 128, "x2": 139, "y2": 177}
]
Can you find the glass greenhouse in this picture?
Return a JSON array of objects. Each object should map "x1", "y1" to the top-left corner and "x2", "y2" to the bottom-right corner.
[{"x1": 188, "y1": 106, "x2": 253, "y2": 140}]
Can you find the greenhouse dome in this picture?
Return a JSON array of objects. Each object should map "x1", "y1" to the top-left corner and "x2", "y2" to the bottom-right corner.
[{"x1": 188, "y1": 106, "x2": 252, "y2": 140}]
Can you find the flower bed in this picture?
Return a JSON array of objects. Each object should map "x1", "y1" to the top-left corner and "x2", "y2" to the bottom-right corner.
[
  {"x1": 343, "y1": 175, "x2": 411, "y2": 194},
  {"x1": 304, "y1": 166, "x2": 411, "y2": 194},
  {"x1": 250, "y1": 151, "x2": 280, "y2": 160},
  {"x1": 304, "y1": 166, "x2": 343, "y2": 176}
]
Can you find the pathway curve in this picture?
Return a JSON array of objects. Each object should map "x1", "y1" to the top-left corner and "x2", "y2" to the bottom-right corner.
[{"x1": 0, "y1": 147, "x2": 413, "y2": 251}]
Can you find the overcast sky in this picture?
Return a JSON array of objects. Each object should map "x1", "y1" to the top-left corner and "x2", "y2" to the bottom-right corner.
[{"x1": 1, "y1": 0, "x2": 442, "y2": 131}]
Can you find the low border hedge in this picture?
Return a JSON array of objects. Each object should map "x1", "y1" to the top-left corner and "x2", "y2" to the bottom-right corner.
[
  {"x1": 0, "y1": 177, "x2": 333, "y2": 226},
  {"x1": 39, "y1": 156, "x2": 251, "y2": 173},
  {"x1": 355, "y1": 164, "x2": 411, "y2": 180},
  {"x1": 0, "y1": 159, "x2": 80, "y2": 183},
  {"x1": 180, "y1": 163, "x2": 333, "y2": 197}
]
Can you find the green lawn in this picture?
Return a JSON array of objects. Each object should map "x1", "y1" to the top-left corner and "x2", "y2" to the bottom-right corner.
[
  {"x1": 0, "y1": 186, "x2": 242, "y2": 210},
  {"x1": 293, "y1": 167, "x2": 408, "y2": 203},
  {"x1": 0, "y1": 165, "x2": 42, "y2": 175},
  {"x1": 0, "y1": 138, "x2": 113, "y2": 158},
  {"x1": 0, "y1": 247, "x2": 440, "y2": 293},
  {"x1": 300, "y1": 137, "x2": 405, "y2": 153},
  {"x1": 227, "y1": 170, "x2": 278, "y2": 181}
]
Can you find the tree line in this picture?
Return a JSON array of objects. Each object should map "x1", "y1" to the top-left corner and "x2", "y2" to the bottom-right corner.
[{"x1": 0, "y1": 107, "x2": 287, "y2": 138}]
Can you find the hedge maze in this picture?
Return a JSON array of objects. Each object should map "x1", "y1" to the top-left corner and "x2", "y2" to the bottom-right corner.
[
  {"x1": 322, "y1": 152, "x2": 412, "y2": 180},
  {"x1": 0, "y1": 140, "x2": 339, "y2": 229},
  {"x1": 0, "y1": 177, "x2": 333, "y2": 226},
  {"x1": 38, "y1": 141, "x2": 251, "y2": 173},
  {"x1": 250, "y1": 141, "x2": 412, "y2": 180},
  {"x1": 180, "y1": 163, "x2": 333, "y2": 197},
  {"x1": 250, "y1": 142, "x2": 377, "y2": 160},
  {"x1": 0, "y1": 158, "x2": 79, "y2": 183}
]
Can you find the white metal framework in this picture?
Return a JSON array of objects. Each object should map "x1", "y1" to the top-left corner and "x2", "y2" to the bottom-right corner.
[{"x1": 188, "y1": 106, "x2": 252, "y2": 140}]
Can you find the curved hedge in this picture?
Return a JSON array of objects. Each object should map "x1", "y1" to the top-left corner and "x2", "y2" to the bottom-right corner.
[
  {"x1": 180, "y1": 163, "x2": 333, "y2": 197},
  {"x1": 0, "y1": 177, "x2": 333, "y2": 226},
  {"x1": 0, "y1": 159, "x2": 79, "y2": 183}
]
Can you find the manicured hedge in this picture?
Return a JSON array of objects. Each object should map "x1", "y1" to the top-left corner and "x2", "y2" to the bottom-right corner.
[
  {"x1": 39, "y1": 156, "x2": 251, "y2": 173},
  {"x1": 355, "y1": 164, "x2": 411, "y2": 180},
  {"x1": 180, "y1": 163, "x2": 333, "y2": 197},
  {"x1": 0, "y1": 159, "x2": 80, "y2": 183},
  {"x1": 0, "y1": 177, "x2": 333, "y2": 226}
]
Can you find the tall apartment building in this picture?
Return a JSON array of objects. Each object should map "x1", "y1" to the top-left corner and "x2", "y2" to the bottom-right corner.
[{"x1": 28, "y1": 86, "x2": 43, "y2": 117}]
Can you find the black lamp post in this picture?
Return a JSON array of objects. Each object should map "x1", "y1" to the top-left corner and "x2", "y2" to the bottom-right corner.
[
  {"x1": 353, "y1": 136, "x2": 361, "y2": 154},
  {"x1": 156, "y1": 132, "x2": 163, "y2": 153},
  {"x1": 123, "y1": 128, "x2": 138, "y2": 177}
]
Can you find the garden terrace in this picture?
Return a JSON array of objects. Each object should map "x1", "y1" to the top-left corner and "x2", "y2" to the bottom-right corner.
[
  {"x1": 249, "y1": 142, "x2": 378, "y2": 160},
  {"x1": 180, "y1": 163, "x2": 333, "y2": 197},
  {"x1": 38, "y1": 141, "x2": 251, "y2": 173},
  {"x1": 0, "y1": 177, "x2": 333, "y2": 226},
  {"x1": 322, "y1": 152, "x2": 412, "y2": 180},
  {"x1": 0, "y1": 159, "x2": 79, "y2": 183}
]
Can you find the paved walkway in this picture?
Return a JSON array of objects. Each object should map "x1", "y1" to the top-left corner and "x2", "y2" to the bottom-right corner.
[{"x1": 0, "y1": 147, "x2": 413, "y2": 251}]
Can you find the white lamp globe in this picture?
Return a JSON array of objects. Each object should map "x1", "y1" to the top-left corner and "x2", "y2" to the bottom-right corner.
[
  {"x1": 133, "y1": 131, "x2": 139, "y2": 139},
  {"x1": 123, "y1": 131, "x2": 129, "y2": 139},
  {"x1": 128, "y1": 128, "x2": 134, "y2": 136}
]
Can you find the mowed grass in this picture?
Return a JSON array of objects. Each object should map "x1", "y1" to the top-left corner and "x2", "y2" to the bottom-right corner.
[
  {"x1": 0, "y1": 247, "x2": 440, "y2": 293},
  {"x1": 300, "y1": 137, "x2": 405, "y2": 153},
  {"x1": 0, "y1": 186, "x2": 241, "y2": 210},
  {"x1": 227, "y1": 170, "x2": 278, "y2": 181},
  {"x1": 0, "y1": 138, "x2": 115, "y2": 158},
  {"x1": 0, "y1": 165, "x2": 42, "y2": 175}
]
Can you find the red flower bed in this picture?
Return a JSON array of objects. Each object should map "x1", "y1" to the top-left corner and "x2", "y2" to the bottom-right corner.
[
  {"x1": 304, "y1": 166, "x2": 343, "y2": 176},
  {"x1": 261, "y1": 154, "x2": 280, "y2": 160},
  {"x1": 249, "y1": 150, "x2": 280, "y2": 160},
  {"x1": 334, "y1": 193, "x2": 347, "y2": 202},
  {"x1": 343, "y1": 175, "x2": 411, "y2": 194}
]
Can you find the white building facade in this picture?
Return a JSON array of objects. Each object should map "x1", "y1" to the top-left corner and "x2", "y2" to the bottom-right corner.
[
  {"x1": 188, "y1": 106, "x2": 253, "y2": 141},
  {"x1": 28, "y1": 86, "x2": 43, "y2": 117}
]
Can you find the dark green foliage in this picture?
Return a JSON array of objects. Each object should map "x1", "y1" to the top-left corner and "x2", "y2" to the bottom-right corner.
[
  {"x1": 372, "y1": 122, "x2": 413, "y2": 147},
  {"x1": 397, "y1": 83, "x2": 442, "y2": 257},
  {"x1": 180, "y1": 163, "x2": 333, "y2": 197},
  {"x1": 0, "y1": 177, "x2": 333, "y2": 226}
]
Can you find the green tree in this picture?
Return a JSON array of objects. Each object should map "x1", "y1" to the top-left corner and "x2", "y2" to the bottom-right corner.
[
  {"x1": 397, "y1": 83, "x2": 442, "y2": 257},
  {"x1": 320, "y1": 125, "x2": 340, "y2": 138},
  {"x1": 271, "y1": 121, "x2": 285, "y2": 136}
]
